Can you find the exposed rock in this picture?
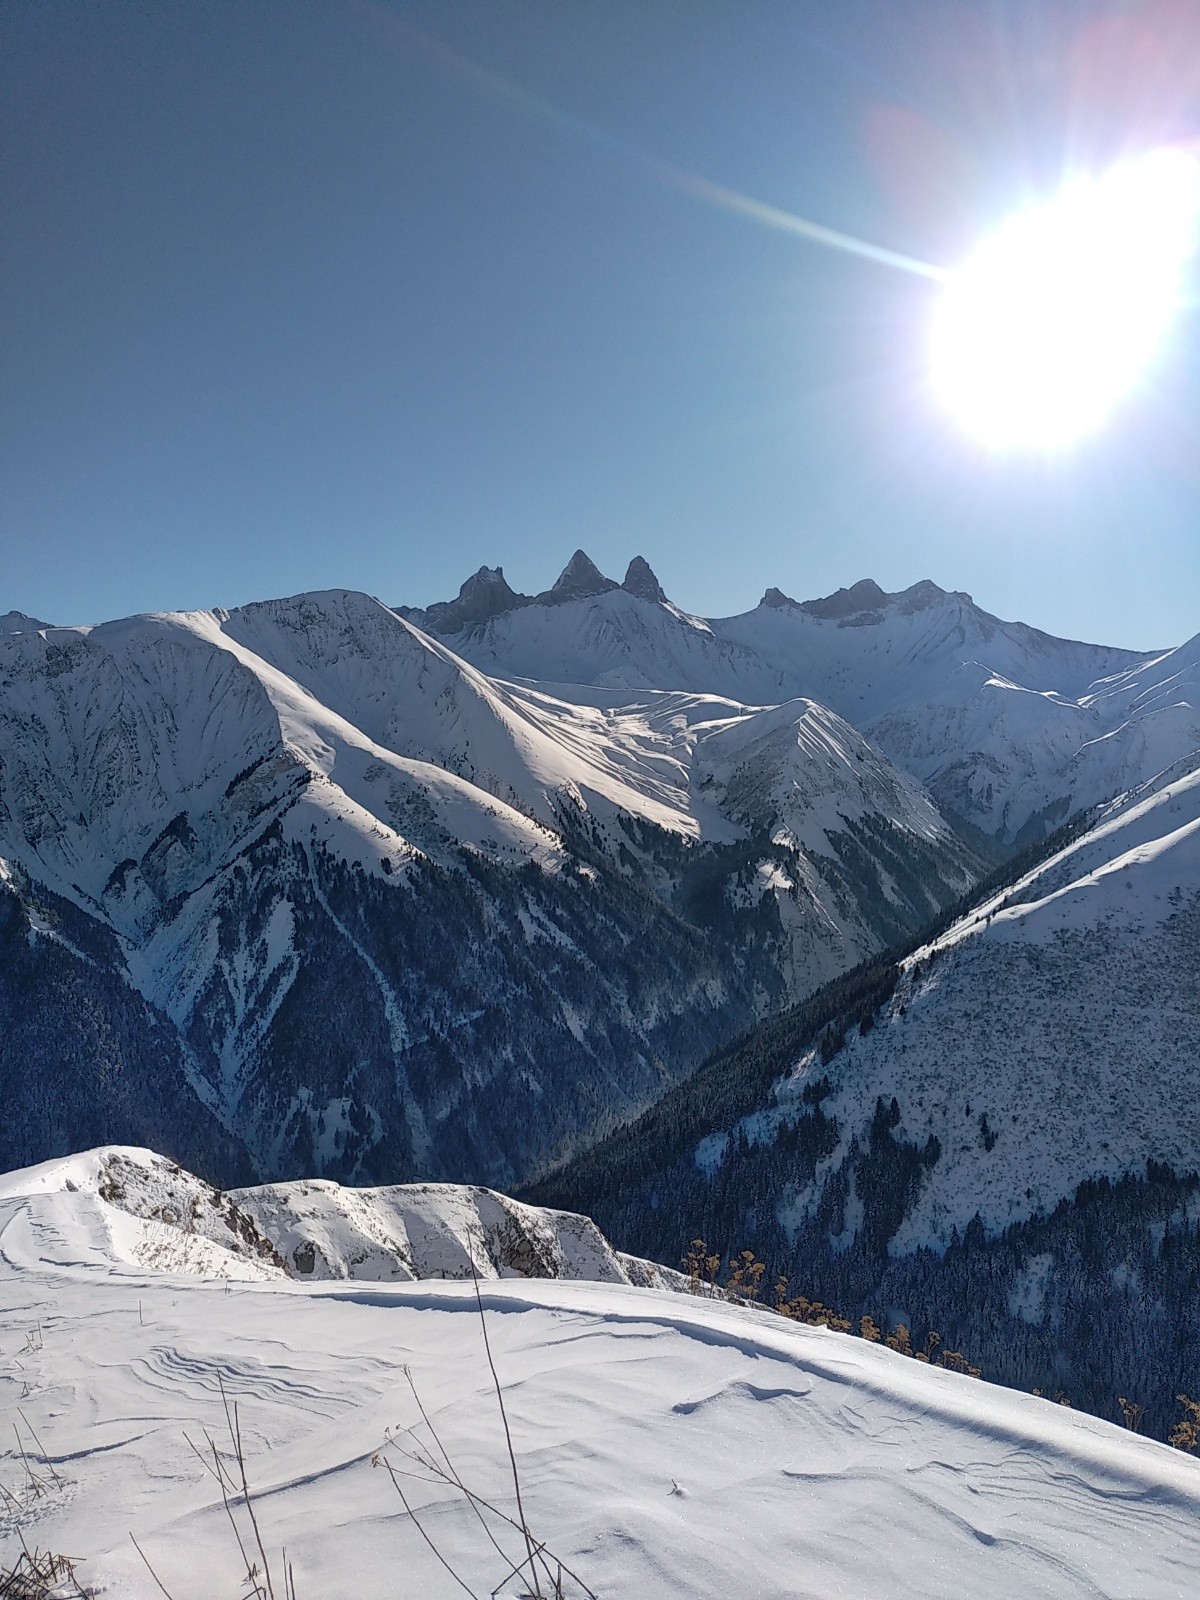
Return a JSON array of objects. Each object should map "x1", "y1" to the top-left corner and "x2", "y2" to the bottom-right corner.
[
  {"x1": 414, "y1": 565, "x2": 530, "y2": 634},
  {"x1": 542, "y1": 549, "x2": 618, "y2": 602},
  {"x1": 621, "y1": 556, "x2": 669, "y2": 604},
  {"x1": 0, "y1": 610, "x2": 52, "y2": 635}
]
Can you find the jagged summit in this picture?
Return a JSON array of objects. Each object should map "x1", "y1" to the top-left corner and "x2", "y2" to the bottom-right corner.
[
  {"x1": 545, "y1": 549, "x2": 619, "y2": 601},
  {"x1": 0, "y1": 610, "x2": 52, "y2": 635},
  {"x1": 405, "y1": 550, "x2": 676, "y2": 634},
  {"x1": 802, "y1": 578, "x2": 891, "y2": 619},
  {"x1": 758, "y1": 578, "x2": 953, "y2": 619},
  {"x1": 412, "y1": 564, "x2": 529, "y2": 634},
  {"x1": 621, "y1": 556, "x2": 668, "y2": 604}
]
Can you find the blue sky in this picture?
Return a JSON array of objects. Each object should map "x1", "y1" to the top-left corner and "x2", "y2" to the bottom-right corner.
[{"x1": 3, "y1": 0, "x2": 1198, "y2": 647}]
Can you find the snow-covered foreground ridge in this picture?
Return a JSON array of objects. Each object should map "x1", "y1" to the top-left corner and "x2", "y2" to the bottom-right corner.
[
  {"x1": 3, "y1": 1152, "x2": 1200, "y2": 1598},
  {"x1": 0, "y1": 1147, "x2": 679, "y2": 1289}
]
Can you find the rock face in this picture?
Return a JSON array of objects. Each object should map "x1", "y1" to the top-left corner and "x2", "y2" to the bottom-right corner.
[
  {"x1": 417, "y1": 565, "x2": 529, "y2": 633},
  {"x1": 542, "y1": 548, "x2": 619, "y2": 602},
  {"x1": 621, "y1": 556, "x2": 669, "y2": 604},
  {"x1": 0, "y1": 610, "x2": 52, "y2": 635}
]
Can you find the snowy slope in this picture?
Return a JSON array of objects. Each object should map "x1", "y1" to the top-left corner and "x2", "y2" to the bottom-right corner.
[
  {"x1": 3, "y1": 1153, "x2": 1200, "y2": 1599},
  {"x1": 0, "y1": 1146, "x2": 679, "y2": 1290},
  {"x1": 0, "y1": 589, "x2": 981, "y2": 1191},
  {"x1": 536, "y1": 754, "x2": 1200, "y2": 1429},
  {"x1": 0, "y1": 590, "x2": 965, "y2": 908},
  {"x1": 756, "y1": 759, "x2": 1200, "y2": 1251}
]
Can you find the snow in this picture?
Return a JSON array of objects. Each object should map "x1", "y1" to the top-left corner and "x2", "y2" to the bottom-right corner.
[
  {"x1": 0, "y1": 588, "x2": 970, "y2": 1098},
  {"x1": 439, "y1": 576, "x2": 1198, "y2": 841},
  {"x1": 758, "y1": 762, "x2": 1200, "y2": 1250},
  {"x1": 3, "y1": 1149, "x2": 1200, "y2": 1598}
]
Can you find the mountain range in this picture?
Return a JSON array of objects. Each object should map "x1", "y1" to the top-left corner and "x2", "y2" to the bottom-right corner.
[{"x1": 2, "y1": 553, "x2": 1200, "y2": 1363}]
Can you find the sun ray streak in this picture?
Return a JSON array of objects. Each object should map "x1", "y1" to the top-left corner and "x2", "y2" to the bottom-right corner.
[{"x1": 357, "y1": 2, "x2": 945, "y2": 281}]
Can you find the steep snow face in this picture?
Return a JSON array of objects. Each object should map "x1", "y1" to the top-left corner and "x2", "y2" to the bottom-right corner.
[
  {"x1": 221, "y1": 589, "x2": 722, "y2": 839},
  {"x1": 706, "y1": 597, "x2": 1196, "y2": 841},
  {"x1": 3, "y1": 1154, "x2": 1200, "y2": 1599},
  {"x1": 0, "y1": 617, "x2": 297, "y2": 917},
  {"x1": 761, "y1": 760, "x2": 1200, "y2": 1250},
  {"x1": 694, "y1": 697, "x2": 949, "y2": 849},
  {"x1": 0, "y1": 607, "x2": 560, "y2": 933}
]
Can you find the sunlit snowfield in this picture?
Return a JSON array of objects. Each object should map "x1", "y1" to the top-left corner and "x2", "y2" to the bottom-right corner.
[{"x1": 3, "y1": 1163, "x2": 1199, "y2": 1598}]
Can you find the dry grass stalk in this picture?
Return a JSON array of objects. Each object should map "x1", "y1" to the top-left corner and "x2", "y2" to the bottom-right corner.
[{"x1": 373, "y1": 1237, "x2": 596, "y2": 1599}]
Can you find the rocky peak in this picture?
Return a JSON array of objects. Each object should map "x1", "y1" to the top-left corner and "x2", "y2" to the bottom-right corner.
[
  {"x1": 621, "y1": 557, "x2": 668, "y2": 604},
  {"x1": 546, "y1": 550, "x2": 619, "y2": 602},
  {"x1": 0, "y1": 610, "x2": 52, "y2": 636},
  {"x1": 800, "y1": 579, "x2": 889, "y2": 620},
  {"x1": 760, "y1": 587, "x2": 799, "y2": 610},
  {"x1": 413, "y1": 566, "x2": 528, "y2": 635}
]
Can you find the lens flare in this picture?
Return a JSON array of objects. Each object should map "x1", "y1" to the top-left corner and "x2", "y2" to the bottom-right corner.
[{"x1": 931, "y1": 147, "x2": 1200, "y2": 450}]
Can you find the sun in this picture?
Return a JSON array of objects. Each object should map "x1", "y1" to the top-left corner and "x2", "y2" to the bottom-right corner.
[{"x1": 930, "y1": 147, "x2": 1200, "y2": 450}]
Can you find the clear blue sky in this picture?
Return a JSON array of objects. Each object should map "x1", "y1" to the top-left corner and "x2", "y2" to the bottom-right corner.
[{"x1": 3, "y1": 0, "x2": 1198, "y2": 648}]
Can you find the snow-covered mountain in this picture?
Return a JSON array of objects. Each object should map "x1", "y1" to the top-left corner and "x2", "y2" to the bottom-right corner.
[
  {"x1": 538, "y1": 752, "x2": 1200, "y2": 1431},
  {"x1": 416, "y1": 553, "x2": 1196, "y2": 843},
  {"x1": 0, "y1": 1145, "x2": 681, "y2": 1289},
  {"x1": 792, "y1": 758, "x2": 1200, "y2": 1248},
  {"x1": 4, "y1": 1145, "x2": 1200, "y2": 1599},
  {"x1": 0, "y1": 608, "x2": 52, "y2": 635},
  {"x1": 0, "y1": 584, "x2": 976, "y2": 1189}
]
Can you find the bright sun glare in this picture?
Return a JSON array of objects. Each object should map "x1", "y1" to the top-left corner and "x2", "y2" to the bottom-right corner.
[{"x1": 931, "y1": 147, "x2": 1200, "y2": 450}]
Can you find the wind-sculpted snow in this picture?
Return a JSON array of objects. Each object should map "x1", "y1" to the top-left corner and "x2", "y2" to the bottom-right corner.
[{"x1": 3, "y1": 1149, "x2": 1200, "y2": 1597}]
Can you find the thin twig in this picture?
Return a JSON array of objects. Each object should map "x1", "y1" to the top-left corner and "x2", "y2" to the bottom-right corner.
[
  {"x1": 184, "y1": 1428, "x2": 257, "y2": 1587},
  {"x1": 466, "y1": 1238, "x2": 541, "y2": 1598},
  {"x1": 220, "y1": 1375, "x2": 276, "y2": 1600},
  {"x1": 487, "y1": 1530, "x2": 556, "y2": 1599},
  {"x1": 381, "y1": 1458, "x2": 480, "y2": 1598},
  {"x1": 402, "y1": 1367, "x2": 513, "y2": 1570},
  {"x1": 12, "y1": 1422, "x2": 46, "y2": 1497},
  {"x1": 130, "y1": 1532, "x2": 180, "y2": 1600},
  {"x1": 385, "y1": 1443, "x2": 598, "y2": 1598},
  {"x1": 17, "y1": 1408, "x2": 64, "y2": 1487}
]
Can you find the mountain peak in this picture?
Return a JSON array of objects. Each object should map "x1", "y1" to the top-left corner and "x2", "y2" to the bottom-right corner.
[
  {"x1": 761, "y1": 577, "x2": 954, "y2": 621},
  {"x1": 621, "y1": 556, "x2": 668, "y2": 604},
  {"x1": 1, "y1": 609, "x2": 52, "y2": 636},
  {"x1": 548, "y1": 550, "x2": 618, "y2": 601},
  {"x1": 800, "y1": 578, "x2": 890, "y2": 620},
  {"x1": 403, "y1": 565, "x2": 528, "y2": 634}
]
